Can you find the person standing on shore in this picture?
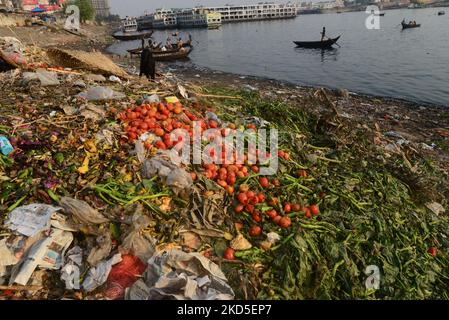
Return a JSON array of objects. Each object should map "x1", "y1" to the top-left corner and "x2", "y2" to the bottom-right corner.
[{"x1": 139, "y1": 46, "x2": 156, "y2": 80}]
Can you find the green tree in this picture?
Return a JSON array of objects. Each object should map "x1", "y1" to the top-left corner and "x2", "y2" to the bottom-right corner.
[{"x1": 63, "y1": 0, "x2": 94, "y2": 23}]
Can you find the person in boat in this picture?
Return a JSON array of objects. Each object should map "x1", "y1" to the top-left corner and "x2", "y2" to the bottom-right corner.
[
  {"x1": 188, "y1": 33, "x2": 192, "y2": 46},
  {"x1": 140, "y1": 45, "x2": 156, "y2": 80},
  {"x1": 177, "y1": 37, "x2": 184, "y2": 49},
  {"x1": 321, "y1": 27, "x2": 328, "y2": 42},
  {"x1": 141, "y1": 38, "x2": 145, "y2": 49}
]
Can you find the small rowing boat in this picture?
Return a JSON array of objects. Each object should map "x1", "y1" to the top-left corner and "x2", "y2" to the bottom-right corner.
[
  {"x1": 401, "y1": 21, "x2": 421, "y2": 29},
  {"x1": 293, "y1": 36, "x2": 340, "y2": 49}
]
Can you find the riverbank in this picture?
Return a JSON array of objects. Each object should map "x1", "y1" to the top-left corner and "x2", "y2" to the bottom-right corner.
[
  {"x1": 114, "y1": 56, "x2": 449, "y2": 174},
  {"x1": 1, "y1": 23, "x2": 449, "y2": 300}
]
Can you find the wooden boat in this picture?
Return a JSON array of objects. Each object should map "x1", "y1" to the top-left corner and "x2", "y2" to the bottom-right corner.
[
  {"x1": 379, "y1": 12, "x2": 385, "y2": 16},
  {"x1": 293, "y1": 36, "x2": 340, "y2": 49},
  {"x1": 152, "y1": 47, "x2": 193, "y2": 61},
  {"x1": 438, "y1": 11, "x2": 445, "y2": 16},
  {"x1": 127, "y1": 42, "x2": 192, "y2": 56},
  {"x1": 112, "y1": 30, "x2": 154, "y2": 41},
  {"x1": 401, "y1": 22, "x2": 421, "y2": 29}
]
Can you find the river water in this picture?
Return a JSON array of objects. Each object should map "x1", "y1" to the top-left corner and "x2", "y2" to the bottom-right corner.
[{"x1": 107, "y1": 7, "x2": 449, "y2": 106}]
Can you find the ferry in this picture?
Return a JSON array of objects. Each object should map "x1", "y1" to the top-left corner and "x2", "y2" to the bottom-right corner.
[
  {"x1": 136, "y1": 13, "x2": 154, "y2": 31},
  {"x1": 202, "y1": 2, "x2": 298, "y2": 23},
  {"x1": 176, "y1": 8, "x2": 222, "y2": 28},
  {"x1": 152, "y1": 9, "x2": 177, "y2": 29},
  {"x1": 122, "y1": 17, "x2": 138, "y2": 33}
]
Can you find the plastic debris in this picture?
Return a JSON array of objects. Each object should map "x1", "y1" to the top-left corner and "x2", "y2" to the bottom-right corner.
[
  {"x1": 142, "y1": 154, "x2": 193, "y2": 197},
  {"x1": 59, "y1": 197, "x2": 109, "y2": 225},
  {"x1": 36, "y1": 69, "x2": 60, "y2": 86},
  {"x1": 120, "y1": 214, "x2": 156, "y2": 262},
  {"x1": 0, "y1": 135, "x2": 14, "y2": 155},
  {"x1": 60, "y1": 246, "x2": 83, "y2": 290},
  {"x1": 109, "y1": 75, "x2": 121, "y2": 83},
  {"x1": 128, "y1": 249, "x2": 234, "y2": 300},
  {"x1": 104, "y1": 255, "x2": 147, "y2": 300},
  {"x1": 83, "y1": 253, "x2": 122, "y2": 292},
  {"x1": 77, "y1": 86, "x2": 126, "y2": 101},
  {"x1": 87, "y1": 231, "x2": 112, "y2": 267}
]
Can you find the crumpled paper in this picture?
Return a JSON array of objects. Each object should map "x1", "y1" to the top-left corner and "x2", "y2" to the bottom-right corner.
[{"x1": 6, "y1": 204, "x2": 61, "y2": 237}]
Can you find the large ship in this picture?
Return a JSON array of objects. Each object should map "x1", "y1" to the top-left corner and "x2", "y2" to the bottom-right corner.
[
  {"x1": 176, "y1": 8, "x2": 222, "y2": 29},
  {"x1": 152, "y1": 9, "x2": 178, "y2": 29},
  {"x1": 202, "y1": 2, "x2": 298, "y2": 23},
  {"x1": 136, "y1": 13, "x2": 154, "y2": 31}
]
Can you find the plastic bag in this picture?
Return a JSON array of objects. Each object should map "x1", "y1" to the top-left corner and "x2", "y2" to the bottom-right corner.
[
  {"x1": 36, "y1": 69, "x2": 60, "y2": 86},
  {"x1": 104, "y1": 255, "x2": 147, "y2": 300},
  {"x1": 136, "y1": 249, "x2": 234, "y2": 300},
  {"x1": 87, "y1": 230, "x2": 112, "y2": 266},
  {"x1": 59, "y1": 197, "x2": 109, "y2": 225},
  {"x1": 0, "y1": 135, "x2": 14, "y2": 155},
  {"x1": 141, "y1": 155, "x2": 193, "y2": 197},
  {"x1": 77, "y1": 86, "x2": 126, "y2": 101},
  {"x1": 83, "y1": 253, "x2": 122, "y2": 292},
  {"x1": 166, "y1": 168, "x2": 193, "y2": 197},
  {"x1": 120, "y1": 214, "x2": 156, "y2": 262}
]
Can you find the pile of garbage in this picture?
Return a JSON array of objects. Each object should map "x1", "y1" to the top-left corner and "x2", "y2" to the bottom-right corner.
[{"x1": 1, "y1": 38, "x2": 449, "y2": 300}]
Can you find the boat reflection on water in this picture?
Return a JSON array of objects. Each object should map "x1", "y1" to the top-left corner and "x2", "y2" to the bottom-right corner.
[{"x1": 294, "y1": 46, "x2": 340, "y2": 63}]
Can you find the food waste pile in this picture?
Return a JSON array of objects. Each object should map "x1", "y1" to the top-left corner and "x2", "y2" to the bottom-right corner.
[{"x1": 1, "y1": 38, "x2": 449, "y2": 300}]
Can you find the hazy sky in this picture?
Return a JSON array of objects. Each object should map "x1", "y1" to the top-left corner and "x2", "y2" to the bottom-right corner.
[{"x1": 109, "y1": 0, "x2": 305, "y2": 17}]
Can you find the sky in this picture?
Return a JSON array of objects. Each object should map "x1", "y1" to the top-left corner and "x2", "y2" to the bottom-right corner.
[{"x1": 109, "y1": 0, "x2": 308, "y2": 17}]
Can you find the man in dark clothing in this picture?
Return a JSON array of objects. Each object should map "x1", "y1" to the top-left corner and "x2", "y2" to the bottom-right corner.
[
  {"x1": 321, "y1": 27, "x2": 326, "y2": 41},
  {"x1": 140, "y1": 46, "x2": 156, "y2": 80}
]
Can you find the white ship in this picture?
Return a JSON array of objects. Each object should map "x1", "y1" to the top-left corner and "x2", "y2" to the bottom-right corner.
[
  {"x1": 152, "y1": 9, "x2": 177, "y2": 29},
  {"x1": 122, "y1": 17, "x2": 138, "y2": 33},
  {"x1": 202, "y1": 2, "x2": 298, "y2": 23},
  {"x1": 176, "y1": 8, "x2": 222, "y2": 28}
]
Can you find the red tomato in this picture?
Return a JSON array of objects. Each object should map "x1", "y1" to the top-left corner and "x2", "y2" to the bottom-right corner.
[
  {"x1": 224, "y1": 248, "x2": 235, "y2": 260},
  {"x1": 428, "y1": 247, "x2": 437, "y2": 257},
  {"x1": 268, "y1": 197, "x2": 279, "y2": 206},
  {"x1": 298, "y1": 169, "x2": 308, "y2": 178},
  {"x1": 246, "y1": 191, "x2": 255, "y2": 200},
  {"x1": 284, "y1": 203, "x2": 292, "y2": 213},
  {"x1": 273, "y1": 216, "x2": 282, "y2": 225},
  {"x1": 279, "y1": 216, "x2": 292, "y2": 228},
  {"x1": 292, "y1": 204, "x2": 301, "y2": 212},
  {"x1": 266, "y1": 209, "x2": 278, "y2": 219},
  {"x1": 209, "y1": 120, "x2": 218, "y2": 128},
  {"x1": 309, "y1": 204, "x2": 320, "y2": 216},
  {"x1": 259, "y1": 177, "x2": 269, "y2": 188},
  {"x1": 252, "y1": 211, "x2": 262, "y2": 223},
  {"x1": 237, "y1": 192, "x2": 248, "y2": 204},
  {"x1": 234, "y1": 204, "x2": 244, "y2": 214},
  {"x1": 245, "y1": 204, "x2": 255, "y2": 213},
  {"x1": 249, "y1": 225, "x2": 262, "y2": 237}
]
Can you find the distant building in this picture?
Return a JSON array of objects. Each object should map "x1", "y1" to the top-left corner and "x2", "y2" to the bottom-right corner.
[
  {"x1": 90, "y1": 0, "x2": 110, "y2": 17},
  {"x1": 318, "y1": 0, "x2": 345, "y2": 10}
]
